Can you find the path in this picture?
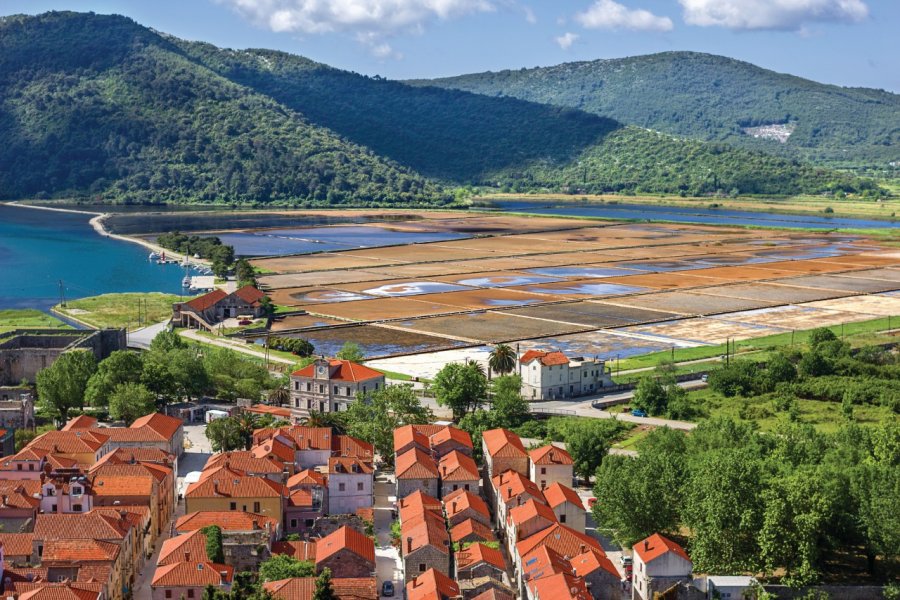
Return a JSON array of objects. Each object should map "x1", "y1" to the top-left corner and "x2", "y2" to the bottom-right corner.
[
  {"x1": 127, "y1": 320, "x2": 170, "y2": 350},
  {"x1": 179, "y1": 329, "x2": 295, "y2": 364},
  {"x1": 374, "y1": 472, "x2": 402, "y2": 599}
]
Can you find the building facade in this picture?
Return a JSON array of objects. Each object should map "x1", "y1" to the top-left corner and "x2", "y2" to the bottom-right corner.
[
  {"x1": 289, "y1": 359, "x2": 385, "y2": 420},
  {"x1": 518, "y1": 350, "x2": 612, "y2": 401}
]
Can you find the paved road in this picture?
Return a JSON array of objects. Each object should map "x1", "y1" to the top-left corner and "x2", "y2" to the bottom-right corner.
[
  {"x1": 374, "y1": 472, "x2": 403, "y2": 599},
  {"x1": 179, "y1": 329, "x2": 295, "y2": 364},
  {"x1": 127, "y1": 320, "x2": 169, "y2": 350}
]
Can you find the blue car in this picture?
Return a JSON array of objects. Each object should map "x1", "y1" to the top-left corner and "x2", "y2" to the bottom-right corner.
[
  {"x1": 382, "y1": 581, "x2": 395, "y2": 597},
  {"x1": 631, "y1": 409, "x2": 648, "y2": 417}
]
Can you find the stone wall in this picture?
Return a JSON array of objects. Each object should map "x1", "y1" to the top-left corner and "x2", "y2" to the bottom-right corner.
[{"x1": 0, "y1": 328, "x2": 126, "y2": 385}]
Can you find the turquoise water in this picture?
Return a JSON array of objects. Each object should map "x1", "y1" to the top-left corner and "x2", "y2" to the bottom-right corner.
[{"x1": 0, "y1": 205, "x2": 198, "y2": 311}]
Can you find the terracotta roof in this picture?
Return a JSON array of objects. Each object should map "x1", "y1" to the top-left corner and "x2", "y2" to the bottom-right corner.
[
  {"x1": 158, "y1": 530, "x2": 208, "y2": 566},
  {"x1": 33, "y1": 513, "x2": 130, "y2": 541},
  {"x1": 205, "y1": 452, "x2": 285, "y2": 476},
  {"x1": 508, "y1": 498, "x2": 558, "y2": 528},
  {"x1": 529, "y1": 444, "x2": 574, "y2": 466},
  {"x1": 393, "y1": 425, "x2": 431, "y2": 454},
  {"x1": 429, "y1": 426, "x2": 473, "y2": 450},
  {"x1": 263, "y1": 577, "x2": 376, "y2": 600},
  {"x1": 543, "y1": 482, "x2": 584, "y2": 510},
  {"x1": 90, "y1": 506, "x2": 150, "y2": 529},
  {"x1": 234, "y1": 285, "x2": 266, "y2": 305},
  {"x1": 333, "y1": 435, "x2": 374, "y2": 460},
  {"x1": 398, "y1": 490, "x2": 442, "y2": 523},
  {"x1": 528, "y1": 572, "x2": 591, "y2": 600},
  {"x1": 0, "y1": 532, "x2": 36, "y2": 556},
  {"x1": 87, "y1": 427, "x2": 164, "y2": 443},
  {"x1": 252, "y1": 436, "x2": 296, "y2": 463},
  {"x1": 41, "y1": 539, "x2": 120, "y2": 563},
  {"x1": 633, "y1": 533, "x2": 691, "y2": 564},
  {"x1": 151, "y1": 560, "x2": 233, "y2": 587},
  {"x1": 456, "y1": 542, "x2": 507, "y2": 571},
  {"x1": 519, "y1": 350, "x2": 570, "y2": 366},
  {"x1": 130, "y1": 412, "x2": 183, "y2": 440},
  {"x1": 28, "y1": 430, "x2": 108, "y2": 455},
  {"x1": 470, "y1": 589, "x2": 515, "y2": 600},
  {"x1": 482, "y1": 429, "x2": 526, "y2": 459},
  {"x1": 1, "y1": 447, "x2": 48, "y2": 467},
  {"x1": 407, "y1": 569, "x2": 460, "y2": 600},
  {"x1": 287, "y1": 469, "x2": 327, "y2": 488},
  {"x1": 521, "y1": 545, "x2": 572, "y2": 583},
  {"x1": 449, "y1": 518, "x2": 495, "y2": 544},
  {"x1": 271, "y1": 541, "x2": 316, "y2": 561},
  {"x1": 17, "y1": 583, "x2": 102, "y2": 600},
  {"x1": 88, "y1": 467, "x2": 154, "y2": 498},
  {"x1": 254, "y1": 426, "x2": 332, "y2": 451},
  {"x1": 176, "y1": 511, "x2": 278, "y2": 533},
  {"x1": 185, "y1": 466, "x2": 285, "y2": 498},
  {"x1": 329, "y1": 457, "x2": 374, "y2": 475},
  {"x1": 492, "y1": 470, "x2": 545, "y2": 505},
  {"x1": 0, "y1": 480, "x2": 42, "y2": 509},
  {"x1": 443, "y1": 489, "x2": 490, "y2": 521},
  {"x1": 287, "y1": 488, "x2": 314, "y2": 508},
  {"x1": 437, "y1": 450, "x2": 479, "y2": 482},
  {"x1": 516, "y1": 523, "x2": 602, "y2": 560},
  {"x1": 396, "y1": 448, "x2": 439, "y2": 480},
  {"x1": 291, "y1": 360, "x2": 384, "y2": 383},
  {"x1": 245, "y1": 404, "x2": 292, "y2": 418},
  {"x1": 333, "y1": 577, "x2": 378, "y2": 600},
  {"x1": 569, "y1": 549, "x2": 620, "y2": 579},
  {"x1": 60, "y1": 415, "x2": 98, "y2": 431},
  {"x1": 315, "y1": 526, "x2": 375, "y2": 564},
  {"x1": 45, "y1": 454, "x2": 80, "y2": 470},
  {"x1": 94, "y1": 447, "x2": 174, "y2": 466},
  {"x1": 356, "y1": 507, "x2": 374, "y2": 522},
  {"x1": 402, "y1": 510, "x2": 450, "y2": 554},
  {"x1": 184, "y1": 288, "x2": 227, "y2": 312}
]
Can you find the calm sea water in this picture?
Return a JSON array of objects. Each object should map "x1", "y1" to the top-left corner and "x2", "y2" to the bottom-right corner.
[{"x1": 0, "y1": 205, "x2": 198, "y2": 311}]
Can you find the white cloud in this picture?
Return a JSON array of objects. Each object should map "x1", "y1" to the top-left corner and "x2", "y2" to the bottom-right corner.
[
  {"x1": 523, "y1": 5, "x2": 537, "y2": 24},
  {"x1": 679, "y1": 0, "x2": 869, "y2": 30},
  {"x1": 556, "y1": 31, "x2": 579, "y2": 49},
  {"x1": 575, "y1": 0, "x2": 673, "y2": 31},
  {"x1": 220, "y1": 0, "x2": 494, "y2": 35}
]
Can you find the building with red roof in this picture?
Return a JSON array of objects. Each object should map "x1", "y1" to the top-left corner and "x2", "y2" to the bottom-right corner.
[
  {"x1": 528, "y1": 444, "x2": 574, "y2": 491},
  {"x1": 443, "y1": 488, "x2": 490, "y2": 527},
  {"x1": 542, "y1": 482, "x2": 585, "y2": 533},
  {"x1": 481, "y1": 429, "x2": 528, "y2": 480},
  {"x1": 401, "y1": 510, "x2": 451, "y2": 583},
  {"x1": 393, "y1": 425, "x2": 432, "y2": 456},
  {"x1": 429, "y1": 426, "x2": 473, "y2": 459},
  {"x1": 437, "y1": 450, "x2": 479, "y2": 498},
  {"x1": 263, "y1": 576, "x2": 377, "y2": 600},
  {"x1": 328, "y1": 457, "x2": 373, "y2": 515},
  {"x1": 289, "y1": 358, "x2": 385, "y2": 421},
  {"x1": 184, "y1": 466, "x2": 286, "y2": 524},
  {"x1": 527, "y1": 571, "x2": 591, "y2": 600},
  {"x1": 455, "y1": 542, "x2": 507, "y2": 582},
  {"x1": 398, "y1": 490, "x2": 442, "y2": 523},
  {"x1": 315, "y1": 526, "x2": 375, "y2": 578},
  {"x1": 407, "y1": 568, "x2": 460, "y2": 600},
  {"x1": 506, "y1": 499, "x2": 557, "y2": 552},
  {"x1": 449, "y1": 518, "x2": 496, "y2": 547},
  {"x1": 396, "y1": 448, "x2": 440, "y2": 499},
  {"x1": 518, "y1": 350, "x2": 610, "y2": 401},
  {"x1": 491, "y1": 470, "x2": 546, "y2": 528},
  {"x1": 632, "y1": 533, "x2": 693, "y2": 600},
  {"x1": 172, "y1": 284, "x2": 266, "y2": 330}
]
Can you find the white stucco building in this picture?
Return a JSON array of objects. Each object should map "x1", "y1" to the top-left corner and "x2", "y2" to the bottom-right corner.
[
  {"x1": 518, "y1": 350, "x2": 612, "y2": 401},
  {"x1": 632, "y1": 533, "x2": 693, "y2": 600}
]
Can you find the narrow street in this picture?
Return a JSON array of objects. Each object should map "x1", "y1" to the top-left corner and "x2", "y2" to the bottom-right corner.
[{"x1": 374, "y1": 472, "x2": 403, "y2": 599}]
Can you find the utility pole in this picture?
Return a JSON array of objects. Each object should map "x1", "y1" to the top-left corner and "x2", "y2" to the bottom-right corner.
[{"x1": 58, "y1": 280, "x2": 66, "y2": 308}]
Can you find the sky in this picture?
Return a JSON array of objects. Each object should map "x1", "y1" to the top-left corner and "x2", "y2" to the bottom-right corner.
[{"x1": 3, "y1": 0, "x2": 898, "y2": 92}]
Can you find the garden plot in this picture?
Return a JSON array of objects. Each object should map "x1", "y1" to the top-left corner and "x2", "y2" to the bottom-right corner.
[
  {"x1": 397, "y1": 311, "x2": 594, "y2": 344},
  {"x1": 711, "y1": 304, "x2": 876, "y2": 331},
  {"x1": 622, "y1": 317, "x2": 786, "y2": 345},
  {"x1": 612, "y1": 291, "x2": 779, "y2": 315},
  {"x1": 503, "y1": 301, "x2": 676, "y2": 328}
]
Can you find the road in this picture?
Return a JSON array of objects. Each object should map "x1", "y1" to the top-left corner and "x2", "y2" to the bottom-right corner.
[
  {"x1": 179, "y1": 328, "x2": 295, "y2": 364},
  {"x1": 127, "y1": 320, "x2": 169, "y2": 350},
  {"x1": 374, "y1": 472, "x2": 403, "y2": 599},
  {"x1": 132, "y1": 424, "x2": 211, "y2": 600}
]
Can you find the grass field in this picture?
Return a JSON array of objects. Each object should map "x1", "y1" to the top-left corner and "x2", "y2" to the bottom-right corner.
[
  {"x1": 0, "y1": 309, "x2": 71, "y2": 334},
  {"x1": 54, "y1": 293, "x2": 188, "y2": 331}
]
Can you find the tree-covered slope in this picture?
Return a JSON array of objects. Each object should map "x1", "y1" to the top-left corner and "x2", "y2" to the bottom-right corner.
[
  {"x1": 0, "y1": 12, "x2": 443, "y2": 205},
  {"x1": 181, "y1": 44, "x2": 875, "y2": 196},
  {"x1": 414, "y1": 52, "x2": 900, "y2": 167}
]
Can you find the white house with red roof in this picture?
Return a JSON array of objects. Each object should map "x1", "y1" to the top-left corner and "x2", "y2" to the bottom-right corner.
[
  {"x1": 289, "y1": 358, "x2": 385, "y2": 420},
  {"x1": 529, "y1": 444, "x2": 574, "y2": 490},
  {"x1": 172, "y1": 285, "x2": 266, "y2": 330},
  {"x1": 518, "y1": 350, "x2": 611, "y2": 401},
  {"x1": 632, "y1": 533, "x2": 693, "y2": 600}
]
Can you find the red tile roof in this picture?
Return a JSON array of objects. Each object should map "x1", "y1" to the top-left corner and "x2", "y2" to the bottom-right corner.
[
  {"x1": 184, "y1": 289, "x2": 227, "y2": 312},
  {"x1": 41, "y1": 539, "x2": 120, "y2": 564},
  {"x1": 443, "y1": 489, "x2": 490, "y2": 521},
  {"x1": 429, "y1": 426, "x2": 473, "y2": 450},
  {"x1": 516, "y1": 523, "x2": 602, "y2": 561},
  {"x1": 542, "y1": 482, "x2": 584, "y2": 511},
  {"x1": 0, "y1": 532, "x2": 36, "y2": 556},
  {"x1": 175, "y1": 511, "x2": 278, "y2": 533},
  {"x1": 234, "y1": 285, "x2": 266, "y2": 305},
  {"x1": 529, "y1": 444, "x2": 573, "y2": 466},
  {"x1": 158, "y1": 530, "x2": 208, "y2": 566},
  {"x1": 185, "y1": 466, "x2": 285, "y2": 498},
  {"x1": 328, "y1": 457, "x2": 373, "y2": 475},
  {"x1": 470, "y1": 589, "x2": 515, "y2": 600},
  {"x1": 402, "y1": 510, "x2": 450, "y2": 554},
  {"x1": 508, "y1": 498, "x2": 558, "y2": 528},
  {"x1": 130, "y1": 412, "x2": 183, "y2": 440},
  {"x1": 449, "y1": 518, "x2": 495, "y2": 544},
  {"x1": 28, "y1": 430, "x2": 109, "y2": 455},
  {"x1": 398, "y1": 490, "x2": 442, "y2": 523},
  {"x1": 17, "y1": 583, "x2": 102, "y2": 600},
  {"x1": 287, "y1": 469, "x2": 327, "y2": 488},
  {"x1": 204, "y1": 452, "x2": 285, "y2": 476},
  {"x1": 396, "y1": 448, "x2": 439, "y2": 480},
  {"x1": 263, "y1": 577, "x2": 377, "y2": 600},
  {"x1": 245, "y1": 404, "x2": 292, "y2": 419},
  {"x1": 492, "y1": 470, "x2": 545, "y2": 505},
  {"x1": 437, "y1": 450, "x2": 479, "y2": 482},
  {"x1": 95, "y1": 447, "x2": 175, "y2": 466},
  {"x1": 291, "y1": 360, "x2": 384, "y2": 383},
  {"x1": 482, "y1": 429, "x2": 526, "y2": 458},
  {"x1": 333, "y1": 435, "x2": 374, "y2": 460},
  {"x1": 633, "y1": 533, "x2": 691, "y2": 564},
  {"x1": 393, "y1": 425, "x2": 431, "y2": 454},
  {"x1": 151, "y1": 560, "x2": 234, "y2": 587},
  {"x1": 33, "y1": 513, "x2": 130, "y2": 541},
  {"x1": 315, "y1": 526, "x2": 375, "y2": 565},
  {"x1": 521, "y1": 545, "x2": 571, "y2": 584},
  {"x1": 0, "y1": 480, "x2": 42, "y2": 509},
  {"x1": 456, "y1": 542, "x2": 507, "y2": 571},
  {"x1": 407, "y1": 569, "x2": 460, "y2": 600},
  {"x1": 519, "y1": 350, "x2": 570, "y2": 366},
  {"x1": 88, "y1": 466, "x2": 154, "y2": 498},
  {"x1": 569, "y1": 549, "x2": 620, "y2": 580},
  {"x1": 60, "y1": 415, "x2": 98, "y2": 431},
  {"x1": 254, "y1": 426, "x2": 332, "y2": 451},
  {"x1": 528, "y1": 572, "x2": 591, "y2": 600},
  {"x1": 271, "y1": 541, "x2": 316, "y2": 561}
]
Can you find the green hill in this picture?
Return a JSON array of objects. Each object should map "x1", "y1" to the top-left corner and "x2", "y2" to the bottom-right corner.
[
  {"x1": 414, "y1": 51, "x2": 900, "y2": 168},
  {"x1": 0, "y1": 13, "x2": 880, "y2": 203}
]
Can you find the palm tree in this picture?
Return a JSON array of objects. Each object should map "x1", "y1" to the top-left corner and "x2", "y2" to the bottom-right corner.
[
  {"x1": 267, "y1": 383, "x2": 290, "y2": 406},
  {"x1": 235, "y1": 413, "x2": 259, "y2": 450},
  {"x1": 489, "y1": 343, "x2": 517, "y2": 377}
]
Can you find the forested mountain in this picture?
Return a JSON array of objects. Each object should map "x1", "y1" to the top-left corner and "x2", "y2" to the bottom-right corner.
[
  {"x1": 415, "y1": 52, "x2": 900, "y2": 167},
  {"x1": 0, "y1": 13, "x2": 880, "y2": 204}
]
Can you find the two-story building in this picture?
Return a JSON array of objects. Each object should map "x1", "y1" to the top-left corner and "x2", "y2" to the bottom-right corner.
[
  {"x1": 528, "y1": 444, "x2": 574, "y2": 490},
  {"x1": 172, "y1": 285, "x2": 266, "y2": 331},
  {"x1": 328, "y1": 457, "x2": 373, "y2": 515},
  {"x1": 632, "y1": 533, "x2": 693, "y2": 600},
  {"x1": 289, "y1": 359, "x2": 385, "y2": 420},
  {"x1": 518, "y1": 350, "x2": 612, "y2": 401}
]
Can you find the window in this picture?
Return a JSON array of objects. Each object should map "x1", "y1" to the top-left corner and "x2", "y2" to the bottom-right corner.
[
  {"x1": 294, "y1": 381, "x2": 299, "y2": 390},
  {"x1": 339, "y1": 483, "x2": 346, "y2": 491},
  {"x1": 560, "y1": 514, "x2": 566, "y2": 523},
  {"x1": 362, "y1": 386, "x2": 367, "y2": 393},
  {"x1": 540, "y1": 467, "x2": 546, "y2": 475},
  {"x1": 165, "y1": 592, "x2": 172, "y2": 599},
  {"x1": 419, "y1": 564, "x2": 426, "y2": 572},
  {"x1": 229, "y1": 502, "x2": 237, "y2": 510},
  {"x1": 452, "y1": 485, "x2": 458, "y2": 491},
  {"x1": 72, "y1": 487, "x2": 82, "y2": 495},
  {"x1": 540, "y1": 481, "x2": 546, "y2": 489},
  {"x1": 357, "y1": 482, "x2": 364, "y2": 491},
  {"x1": 334, "y1": 403, "x2": 339, "y2": 412},
  {"x1": 305, "y1": 519, "x2": 314, "y2": 527},
  {"x1": 253, "y1": 502, "x2": 261, "y2": 513},
  {"x1": 346, "y1": 387, "x2": 352, "y2": 396},
  {"x1": 290, "y1": 519, "x2": 297, "y2": 528},
  {"x1": 73, "y1": 504, "x2": 82, "y2": 512},
  {"x1": 188, "y1": 591, "x2": 195, "y2": 599},
  {"x1": 306, "y1": 382, "x2": 311, "y2": 392},
  {"x1": 464, "y1": 484, "x2": 470, "y2": 491},
  {"x1": 16, "y1": 464, "x2": 21, "y2": 471},
  {"x1": 29, "y1": 464, "x2": 34, "y2": 471},
  {"x1": 318, "y1": 385, "x2": 324, "y2": 394},
  {"x1": 374, "y1": 383, "x2": 379, "y2": 390},
  {"x1": 52, "y1": 504, "x2": 58, "y2": 512},
  {"x1": 333, "y1": 386, "x2": 339, "y2": 394},
  {"x1": 46, "y1": 488, "x2": 55, "y2": 497},
  {"x1": 295, "y1": 399, "x2": 300, "y2": 408}
]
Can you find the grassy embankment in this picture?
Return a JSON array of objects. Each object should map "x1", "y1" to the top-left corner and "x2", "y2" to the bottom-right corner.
[
  {"x1": 53, "y1": 293, "x2": 188, "y2": 331},
  {"x1": 0, "y1": 309, "x2": 71, "y2": 334}
]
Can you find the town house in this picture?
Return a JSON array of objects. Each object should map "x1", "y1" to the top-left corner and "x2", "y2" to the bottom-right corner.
[
  {"x1": 437, "y1": 450, "x2": 480, "y2": 498},
  {"x1": 529, "y1": 444, "x2": 574, "y2": 490},
  {"x1": 184, "y1": 466, "x2": 285, "y2": 524},
  {"x1": 632, "y1": 533, "x2": 693, "y2": 600},
  {"x1": 491, "y1": 470, "x2": 546, "y2": 528},
  {"x1": 151, "y1": 529, "x2": 234, "y2": 600},
  {"x1": 401, "y1": 510, "x2": 451, "y2": 583},
  {"x1": 328, "y1": 457, "x2": 373, "y2": 515},
  {"x1": 172, "y1": 285, "x2": 266, "y2": 330},
  {"x1": 289, "y1": 358, "x2": 385, "y2": 420},
  {"x1": 314, "y1": 526, "x2": 376, "y2": 579},
  {"x1": 543, "y1": 482, "x2": 586, "y2": 533},
  {"x1": 443, "y1": 488, "x2": 491, "y2": 527},
  {"x1": 396, "y1": 448, "x2": 440, "y2": 500},
  {"x1": 518, "y1": 350, "x2": 611, "y2": 401}
]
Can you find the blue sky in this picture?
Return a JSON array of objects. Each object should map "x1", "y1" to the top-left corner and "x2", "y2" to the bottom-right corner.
[{"x1": 5, "y1": 0, "x2": 898, "y2": 91}]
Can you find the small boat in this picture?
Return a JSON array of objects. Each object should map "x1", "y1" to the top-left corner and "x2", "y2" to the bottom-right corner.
[
  {"x1": 148, "y1": 252, "x2": 159, "y2": 261},
  {"x1": 182, "y1": 276, "x2": 191, "y2": 287}
]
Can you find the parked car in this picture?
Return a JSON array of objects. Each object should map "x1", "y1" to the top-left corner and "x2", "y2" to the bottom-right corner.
[
  {"x1": 238, "y1": 319, "x2": 252, "y2": 326},
  {"x1": 620, "y1": 555, "x2": 633, "y2": 567},
  {"x1": 631, "y1": 409, "x2": 648, "y2": 417},
  {"x1": 700, "y1": 374, "x2": 709, "y2": 382},
  {"x1": 382, "y1": 580, "x2": 395, "y2": 597}
]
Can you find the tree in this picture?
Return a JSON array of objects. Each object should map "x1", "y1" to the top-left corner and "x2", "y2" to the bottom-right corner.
[
  {"x1": 490, "y1": 375, "x2": 528, "y2": 429},
  {"x1": 313, "y1": 568, "x2": 337, "y2": 600},
  {"x1": 336, "y1": 341, "x2": 364, "y2": 362},
  {"x1": 206, "y1": 416, "x2": 245, "y2": 452},
  {"x1": 235, "y1": 259, "x2": 258, "y2": 287},
  {"x1": 150, "y1": 329, "x2": 187, "y2": 353},
  {"x1": 85, "y1": 350, "x2": 143, "y2": 407},
  {"x1": 168, "y1": 348, "x2": 209, "y2": 401},
  {"x1": 36, "y1": 349, "x2": 97, "y2": 423},
  {"x1": 632, "y1": 376, "x2": 668, "y2": 415},
  {"x1": 108, "y1": 382, "x2": 157, "y2": 425},
  {"x1": 566, "y1": 420, "x2": 619, "y2": 483},
  {"x1": 488, "y1": 343, "x2": 516, "y2": 376},
  {"x1": 267, "y1": 376, "x2": 291, "y2": 405},
  {"x1": 808, "y1": 327, "x2": 838, "y2": 347},
  {"x1": 201, "y1": 525, "x2": 225, "y2": 563},
  {"x1": 432, "y1": 362, "x2": 488, "y2": 420},
  {"x1": 259, "y1": 295, "x2": 275, "y2": 317},
  {"x1": 259, "y1": 554, "x2": 316, "y2": 581},
  {"x1": 344, "y1": 384, "x2": 433, "y2": 466}
]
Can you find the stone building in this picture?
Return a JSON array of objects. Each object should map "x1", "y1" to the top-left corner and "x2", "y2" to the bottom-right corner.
[
  {"x1": 632, "y1": 534, "x2": 693, "y2": 600},
  {"x1": 529, "y1": 444, "x2": 574, "y2": 490},
  {"x1": 172, "y1": 285, "x2": 266, "y2": 330},
  {"x1": 289, "y1": 358, "x2": 385, "y2": 420},
  {"x1": 396, "y1": 448, "x2": 439, "y2": 500},
  {"x1": 0, "y1": 329, "x2": 125, "y2": 385},
  {"x1": 314, "y1": 526, "x2": 375, "y2": 579},
  {"x1": 518, "y1": 350, "x2": 612, "y2": 401}
]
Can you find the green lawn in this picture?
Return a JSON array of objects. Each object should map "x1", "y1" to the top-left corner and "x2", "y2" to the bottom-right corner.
[
  {"x1": 54, "y1": 292, "x2": 190, "y2": 331},
  {"x1": 0, "y1": 309, "x2": 71, "y2": 334},
  {"x1": 612, "y1": 426, "x2": 652, "y2": 450}
]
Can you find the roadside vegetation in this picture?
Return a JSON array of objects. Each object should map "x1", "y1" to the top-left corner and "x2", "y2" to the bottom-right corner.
[
  {"x1": 54, "y1": 292, "x2": 187, "y2": 331},
  {"x1": 0, "y1": 309, "x2": 70, "y2": 333}
]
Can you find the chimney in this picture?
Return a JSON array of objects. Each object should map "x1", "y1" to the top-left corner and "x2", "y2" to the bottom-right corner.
[
  {"x1": 184, "y1": 552, "x2": 191, "y2": 562},
  {"x1": 580, "y1": 544, "x2": 586, "y2": 554},
  {"x1": 451, "y1": 501, "x2": 457, "y2": 514},
  {"x1": 213, "y1": 481, "x2": 219, "y2": 495},
  {"x1": 220, "y1": 571, "x2": 229, "y2": 583},
  {"x1": 406, "y1": 537, "x2": 413, "y2": 554},
  {"x1": 442, "y1": 466, "x2": 447, "y2": 477},
  {"x1": 1, "y1": 495, "x2": 6, "y2": 507},
  {"x1": 506, "y1": 487, "x2": 512, "y2": 499},
  {"x1": 644, "y1": 540, "x2": 650, "y2": 551}
]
